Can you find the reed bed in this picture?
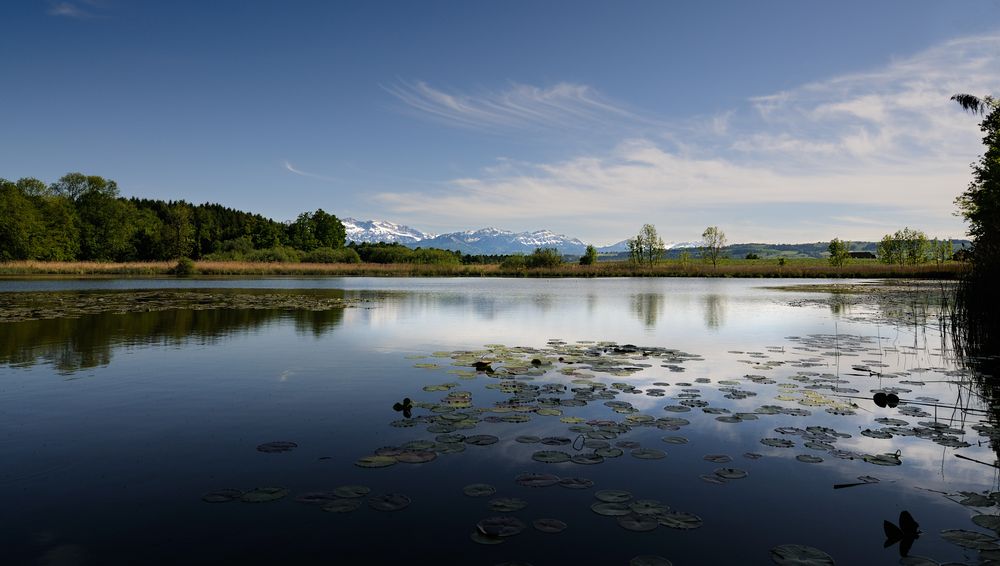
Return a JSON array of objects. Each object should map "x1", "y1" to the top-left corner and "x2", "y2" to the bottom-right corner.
[{"x1": 0, "y1": 259, "x2": 968, "y2": 278}]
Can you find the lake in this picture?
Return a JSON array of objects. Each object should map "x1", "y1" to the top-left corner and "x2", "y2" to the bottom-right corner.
[{"x1": 1, "y1": 277, "x2": 997, "y2": 565}]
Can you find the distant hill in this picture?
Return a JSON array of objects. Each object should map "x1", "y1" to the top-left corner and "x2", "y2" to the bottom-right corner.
[{"x1": 342, "y1": 218, "x2": 969, "y2": 258}]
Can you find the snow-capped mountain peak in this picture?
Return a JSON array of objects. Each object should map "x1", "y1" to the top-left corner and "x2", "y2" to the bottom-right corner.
[{"x1": 342, "y1": 218, "x2": 433, "y2": 244}]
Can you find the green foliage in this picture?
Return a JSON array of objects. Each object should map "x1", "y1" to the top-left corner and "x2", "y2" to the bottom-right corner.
[
  {"x1": 172, "y1": 257, "x2": 196, "y2": 276},
  {"x1": 931, "y1": 238, "x2": 954, "y2": 265},
  {"x1": 302, "y1": 247, "x2": 361, "y2": 263},
  {"x1": 777, "y1": 258, "x2": 786, "y2": 267},
  {"x1": 627, "y1": 224, "x2": 665, "y2": 267},
  {"x1": 0, "y1": 178, "x2": 44, "y2": 260},
  {"x1": 701, "y1": 226, "x2": 727, "y2": 268},
  {"x1": 526, "y1": 247, "x2": 563, "y2": 268},
  {"x1": 953, "y1": 94, "x2": 1000, "y2": 277},
  {"x1": 745, "y1": 252, "x2": 760, "y2": 260},
  {"x1": 500, "y1": 254, "x2": 527, "y2": 270},
  {"x1": 827, "y1": 238, "x2": 850, "y2": 268},
  {"x1": 580, "y1": 244, "x2": 598, "y2": 265},
  {"x1": 285, "y1": 209, "x2": 346, "y2": 251},
  {"x1": 245, "y1": 246, "x2": 302, "y2": 263},
  {"x1": 877, "y1": 227, "x2": 929, "y2": 265}
]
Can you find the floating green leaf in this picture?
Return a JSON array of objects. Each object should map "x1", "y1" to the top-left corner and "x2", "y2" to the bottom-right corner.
[
  {"x1": 595, "y1": 489, "x2": 632, "y2": 503},
  {"x1": 368, "y1": 493, "x2": 411, "y2": 512},
  {"x1": 631, "y1": 448, "x2": 666, "y2": 460},
  {"x1": 201, "y1": 489, "x2": 242, "y2": 503},
  {"x1": 769, "y1": 544, "x2": 835, "y2": 565},
  {"x1": 241, "y1": 487, "x2": 289, "y2": 503},
  {"x1": 463, "y1": 483, "x2": 497, "y2": 497},
  {"x1": 477, "y1": 515, "x2": 526, "y2": 537},
  {"x1": 489, "y1": 497, "x2": 528, "y2": 512},
  {"x1": 322, "y1": 499, "x2": 362, "y2": 513},
  {"x1": 333, "y1": 485, "x2": 370, "y2": 498},
  {"x1": 354, "y1": 455, "x2": 397, "y2": 468},
  {"x1": 533, "y1": 518, "x2": 567, "y2": 533},
  {"x1": 532, "y1": 450, "x2": 571, "y2": 463}
]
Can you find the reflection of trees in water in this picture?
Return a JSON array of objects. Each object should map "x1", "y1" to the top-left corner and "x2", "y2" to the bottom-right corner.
[
  {"x1": 0, "y1": 307, "x2": 344, "y2": 373},
  {"x1": 631, "y1": 293, "x2": 663, "y2": 327},
  {"x1": 703, "y1": 294, "x2": 726, "y2": 329},
  {"x1": 954, "y1": 280, "x2": 1000, "y2": 403}
]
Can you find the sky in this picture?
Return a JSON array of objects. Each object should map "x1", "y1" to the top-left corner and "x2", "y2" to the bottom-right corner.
[{"x1": 2, "y1": 0, "x2": 999, "y2": 245}]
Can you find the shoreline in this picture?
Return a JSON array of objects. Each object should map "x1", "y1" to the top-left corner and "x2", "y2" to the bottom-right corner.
[{"x1": 0, "y1": 260, "x2": 968, "y2": 279}]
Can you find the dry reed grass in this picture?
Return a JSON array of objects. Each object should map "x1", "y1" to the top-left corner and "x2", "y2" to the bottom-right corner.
[{"x1": 0, "y1": 259, "x2": 968, "y2": 279}]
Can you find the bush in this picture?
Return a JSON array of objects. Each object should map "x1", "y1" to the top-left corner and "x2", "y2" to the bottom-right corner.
[
  {"x1": 526, "y1": 247, "x2": 562, "y2": 268},
  {"x1": 500, "y1": 255, "x2": 527, "y2": 269},
  {"x1": 580, "y1": 245, "x2": 598, "y2": 265},
  {"x1": 745, "y1": 253, "x2": 760, "y2": 260},
  {"x1": 172, "y1": 257, "x2": 196, "y2": 276},
  {"x1": 245, "y1": 246, "x2": 302, "y2": 263},
  {"x1": 302, "y1": 247, "x2": 361, "y2": 263},
  {"x1": 410, "y1": 248, "x2": 461, "y2": 265}
]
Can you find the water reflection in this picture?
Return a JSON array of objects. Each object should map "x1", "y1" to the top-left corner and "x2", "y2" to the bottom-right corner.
[
  {"x1": 0, "y1": 308, "x2": 344, "y2": 373},
  {"x1": 703, "y1": 294, "x2": 726, "y2": 329},
  {"x1": 630, "y1": 293, "x2": 663, "y2": 327}
]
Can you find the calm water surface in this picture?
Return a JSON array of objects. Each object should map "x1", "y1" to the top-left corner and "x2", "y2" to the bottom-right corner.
[{"x1": 1, "y1": 278, "x2": 995, "y2": 565}]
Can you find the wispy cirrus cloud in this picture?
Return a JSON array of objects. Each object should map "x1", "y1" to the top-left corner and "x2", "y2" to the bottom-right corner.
[
  {"x1": 384, "y1": 80, "x2": 661, "y2": 134},
  {"x1": 283, "y1": 160, "x2": 340, "y2": 182},
  {"x1": 376, "y1": 33, "x2": 1000, "y2": 244},
  {"x1": 46, "y1": 0, "x2": 103, "y2": 19}
]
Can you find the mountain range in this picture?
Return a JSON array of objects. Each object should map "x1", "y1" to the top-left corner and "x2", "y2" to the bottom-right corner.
[{"x1": 343, "y1": 218, "x2": 699, "y2": 255}]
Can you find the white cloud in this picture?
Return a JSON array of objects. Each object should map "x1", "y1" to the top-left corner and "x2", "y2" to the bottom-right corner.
[
  {"x1": 46, "y1": 1, "x2": 100, "y2": 19},
  {"x1": 377, "y1": 33, "x2": 1000, "y2": 243},
  {"x1": 283, "y1": 160, "x2": 339, "y2": 182},
  {"x1": 384, "y1": 80, "x2": 660, "y2": 134}
]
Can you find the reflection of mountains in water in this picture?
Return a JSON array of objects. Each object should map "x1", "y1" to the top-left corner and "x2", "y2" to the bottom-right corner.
[{"x1": 0, "y1": 307, "x2": 344, "y2": 373}]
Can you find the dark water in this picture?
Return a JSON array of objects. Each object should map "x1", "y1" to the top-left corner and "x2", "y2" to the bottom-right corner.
[{"x1": 1, "y1": 278, "x2": 996, "y2": 565}]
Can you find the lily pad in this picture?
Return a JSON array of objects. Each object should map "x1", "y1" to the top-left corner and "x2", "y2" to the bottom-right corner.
[
  {"x1": 464, "y1": 434, "x2": 500, "y2": 446},
  {"x1": 354, "y1": 455, "x2": 397, "y2": 468},
  {"x1": 704, "y1": 454, "x2": 732, "y2": 463},
  {"x1": 571, "y1": 453, "x2": 605, "y2": 465},
  {"x1": 661, "y1": 436, "x2": 689, "y2": 445},
  {"x1": 477, "y1": 515, "x2": 526, "y2": 537},
  {"x1": 368, "y1": 493, "x2": 411, "y2": 512},
  {"x1": 489, "y1": 497, "x2": 528, "y2": 512},
  {"x1": 515, "y1": 435, "x2": 541, "y2": 444},
  {"x1": 396, "y1": 450, "x2": 438, "y2": 464},
  {"x1": 595, "y1": 489, "x2": 632, "y2": 503},
  {"x1": 532, "y1": 450, "x2": 571, "y2": 463},
  {"x1": 796, "y1": 454, "x2": 823, "y2": 464},
  {"x1": 591, "y1": 502, "x2": 632, "y2": 516},
  {"x1": 940, "y1": 529, "x2": 1000, "y2": 550},
  {"x1": 769, "y1": 544, "x2": 835, "y2": 565},
  {"x1": 333, "y1": 485, "x2": 371, "y2": 498},
  {"x1": 559, "y1": 477, "x2": 595, "y2": 489},
  {"x1": 322, "y1": 498, "x2": 362, "y2": 513},
  {"x1": 241, "y1": 487, "x2": 289, "y2": 503},
  {"x1": 256, "y1": 441, "x2": 298, "y2": 453},
  {"x1": 714, "y1": 467, "x2": 748, "y2": 480},
  {"x1": 463, "y1": 483, "x2": 497, "y2": 497},
  {"x1": 515, "y1": 472, "x2": 561, "y2": 487},
  {"x1": 618, "y1": 513, "x2": 659, "y2": 532},
  {"x1": 295, "y1": 492, "x2": 340, "y2": 505},
  {"x1": 973, "y1": 515, "x2": 1000, "y2": 534},
  {"x1": 533, "y1": 518, "x2": 568, "y2": 533},
  {"x1": 469, "y1": 531, "x2": 506, "y2": 545},
  {"x1": 630, "y1": 556, "x2": 673, "y2": 566},
  {"x1": 631, "y1": 448, "x2": 666, "y2": 460},
  {"x1": 201, "y1": 489, "x2": 242, "y2": 503},
  {"x1": 656, "y1": 510, "x2": 703, "y2": 530}
]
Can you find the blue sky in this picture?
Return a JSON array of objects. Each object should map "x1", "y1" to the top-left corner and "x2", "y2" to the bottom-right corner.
[{"x1": 2, "y1": 1, "x2": 998, "y2": 244}]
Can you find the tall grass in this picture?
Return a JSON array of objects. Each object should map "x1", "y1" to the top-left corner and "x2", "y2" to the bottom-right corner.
[{"x1": 0, "y1": 259, "x2": 968, "y2": 278}]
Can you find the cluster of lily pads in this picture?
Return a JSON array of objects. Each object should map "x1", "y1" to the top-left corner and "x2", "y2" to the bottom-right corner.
[{"x1": 199, "y1": 330, "x2": 1000, "y2": 564}]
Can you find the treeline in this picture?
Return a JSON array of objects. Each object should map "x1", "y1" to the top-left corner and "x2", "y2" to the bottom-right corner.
[{"x1": 0, "y1": 173, "x2": 349, "y2": 262}]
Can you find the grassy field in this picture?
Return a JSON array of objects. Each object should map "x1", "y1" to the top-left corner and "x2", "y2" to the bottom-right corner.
[{"x1": 0, "y1": 258, "x2": 968, "y2": 278}]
